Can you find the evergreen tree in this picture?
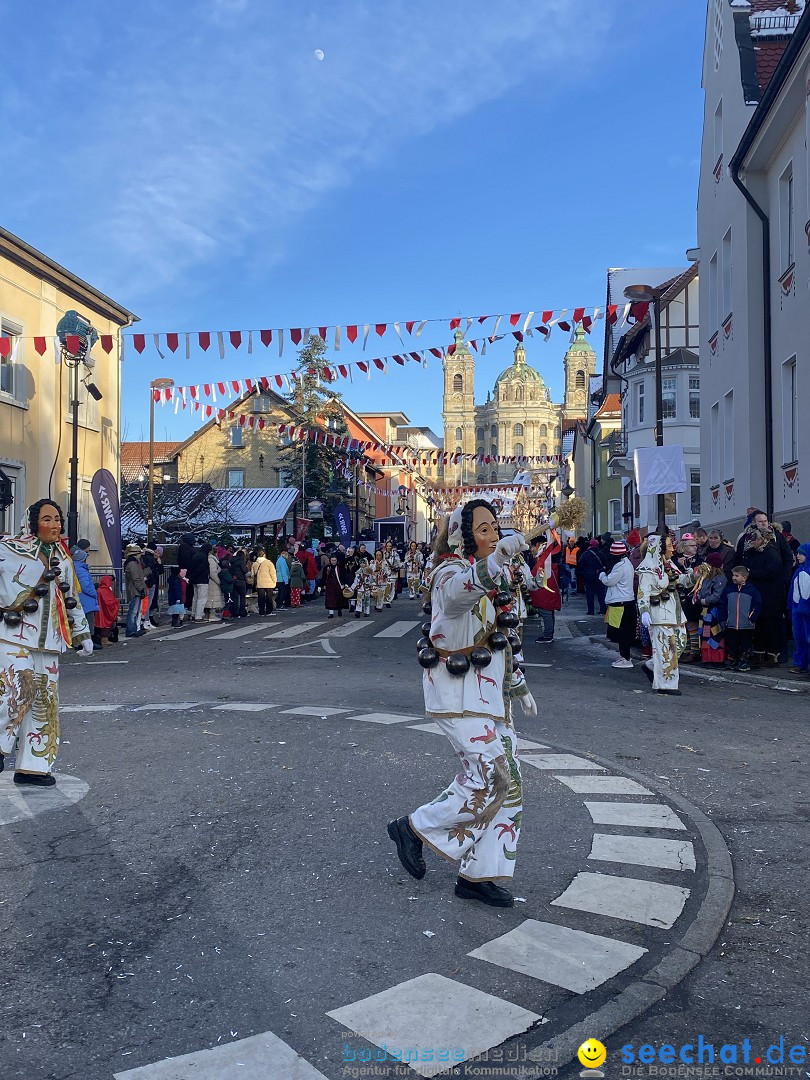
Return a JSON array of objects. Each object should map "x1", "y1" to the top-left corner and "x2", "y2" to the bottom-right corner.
[{"x1": 280, "y1": 336, "x2": 350, "y2": 535}]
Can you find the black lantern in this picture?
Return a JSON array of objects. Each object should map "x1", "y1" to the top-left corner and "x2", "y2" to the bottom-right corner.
[
  {"x1": 493, "y1": 591, "x2": 511, "y2": 608},
  {"x1": 22, "y1": 599, "x2": 39, "y2": 614},
  {"x1": 65, "y1": 597, "x2": 78, "y2": 609},
  {"x1": 488, "y1": 631, "x2": 508, "y2": 651},
  {"x1": 416, "y1": 636, "x2": 430, "y2": 652},
  {"x1": 417, "y1": 647, "x2": 439, "y2": 669},
  {"x1": 3, "y1": 611, "x2": 22, "y2": 627}
]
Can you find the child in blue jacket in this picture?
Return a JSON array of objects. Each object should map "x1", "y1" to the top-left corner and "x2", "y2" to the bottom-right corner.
[
  {"x1": 788, "y1": 543, "x2": 810, "y2": 674},
  {"x1": 717, "y1": 566, "x2": 762, "y2": 671}
]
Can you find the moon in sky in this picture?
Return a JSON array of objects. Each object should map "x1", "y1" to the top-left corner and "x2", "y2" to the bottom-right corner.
[{"x1": 314, "y1": 49, "x2": 325, "y2": 61}]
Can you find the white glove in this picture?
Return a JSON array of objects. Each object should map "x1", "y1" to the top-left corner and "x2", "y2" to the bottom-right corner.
[
  {"x1": 520, "y1": 691, "x2": 538, "y2": 717},
  {"x1": 640, "y1": 611, "x2": 652, "y2": 628},
  {"x1": 80, "y1": 639, "x2": 94, "y2": 656},
  {"x1": 489, "y1": 533, "x2": 525, "y2": 573},
  {"x1": 598, "y1": 572, "x2": 607, "y2": 584}
]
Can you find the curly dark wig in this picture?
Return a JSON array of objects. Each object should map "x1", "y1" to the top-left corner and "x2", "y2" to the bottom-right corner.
[
  {"x1": 433, "y1": 498, "x2": 501, "y2": 560},
  {"x1": 27, "y1": 498, "x2": 65, "y2": 536}
]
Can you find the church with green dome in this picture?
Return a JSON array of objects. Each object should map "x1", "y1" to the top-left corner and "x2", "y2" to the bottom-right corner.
[{"x1": 442, "y1": 326, "x2": 596, "y2": 486}]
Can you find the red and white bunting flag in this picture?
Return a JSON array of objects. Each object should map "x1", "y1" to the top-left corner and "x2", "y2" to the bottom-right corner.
[
  {"x1": 65, "y1": 334, "x2": 81, "y2": 354},
  {"x1": 152, "y1": 389, "x2": 161, "y2": 403},
  {"x1": 260, "y1": 329, "x2": 272, "y2": 347},
  {"x1": 199, "y1": 331, "x2": 211, "y2": 351},
  {"x1": 203, "y1": 384, "x2": 211, "y2": 397},
  {"x1": 230, "y1": 330, "x2": 242, "y2": 350},
  {"x1": 245, "y1": 378, "x2": 254, "y2": 392},
  {"x1": 166, "y1": 333, "x2": 179, "y2": 353},
  {"x1": 232, "y1": 380, "x2": 241, "y2": 393},
  {"x1": 100, "y1": 334, "x2": 114, "y2": 353},
  {"x1": 375, "y1": 323, "x2": 386, "y2": 337},
  {"x1": 318, "y1": 326, "x2": 328, "y2": 340},
  {"x1": 189, "y1": 386, "x2": 198, "y2": 400},
  {"x1": 450, "y1": 317, "x2": 460, "y2": 330},
  {"x1": 346, "y1": 325, "x2": 358, "y2": 343},
  {"x1": 405, "y1": 321, "x2": 415, "y2": 334},
  {"x1": 509, "y1": 313, "x2": 521, "y2": 327},
  {"x1": 573, "y1": 307, "x2": 585, "y2": 325},
  {"x1": 205, "y1": 405, "x2": 213, "y2": 418},
  {"x1": 290, "y1": 328, "x2": 302, "y2": 346},
  {"x1": 33, "y1": 336, "x2": 48, "y2": 355},
  {"x1": 238, "y1": 414, "x2": 246, "y2": 427},
  {"x1": 217, "y1": 331, "x2": 225, "y2": 359},
  {"x1": 274, "y1": 374, "x2": 283, "y2": 388}
]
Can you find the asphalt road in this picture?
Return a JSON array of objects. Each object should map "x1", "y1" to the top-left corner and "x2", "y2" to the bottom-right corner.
[{"x1": 0, "y1": 592, "x2": 806, "y2": 1080}]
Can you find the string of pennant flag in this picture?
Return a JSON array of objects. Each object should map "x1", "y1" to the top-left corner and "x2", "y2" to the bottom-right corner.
[
  {"x1": 214, "y1": 418, "x2": 565, "y2": 469},
  {"x1": 0, "y1": 303, "x2": 646, "y2": 363},
  {"x1": 152, "y1": 301, "x2": 642, "y2": 404},
  {"x1": 126, "y1": 305, "x2": 627, "y2": 360}
]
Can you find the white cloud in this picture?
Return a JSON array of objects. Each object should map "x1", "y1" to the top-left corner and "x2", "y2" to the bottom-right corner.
[{"x1": 6, "y1": 0, "x2": 616, "y2": 298}]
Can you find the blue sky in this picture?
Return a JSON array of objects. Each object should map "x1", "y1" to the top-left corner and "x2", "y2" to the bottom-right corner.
[{"x1": 3, "y1": 0, "x2": 705, "y2": 443}]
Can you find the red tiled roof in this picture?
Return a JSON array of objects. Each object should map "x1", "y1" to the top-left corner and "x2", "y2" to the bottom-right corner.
[
  {"x1": 593, "y1": 393, "x2": 621, "y2": 419},
  {"x1": 753, "y1": 40, "x2": 791, "y2": 88},
  {"x1": 120, "y1": 441, "x2": 181, "y2": 465}
]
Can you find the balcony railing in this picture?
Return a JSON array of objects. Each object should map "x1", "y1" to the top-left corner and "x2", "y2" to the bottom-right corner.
[{"x1": 606, "y1": 431, "x2": 628, "y2": 459}]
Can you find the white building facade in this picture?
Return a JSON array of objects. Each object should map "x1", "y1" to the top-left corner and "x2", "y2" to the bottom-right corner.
[
  {"x1": 608, "y1": 267, "x2": 702, "y2": 530},
  {"x1": 697, "y1": 0, "x2": 810, "y2": 536}
]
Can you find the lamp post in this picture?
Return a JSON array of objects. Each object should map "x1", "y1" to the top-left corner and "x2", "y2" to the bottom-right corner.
[
  {"x1": 148, "y1": 378, "x2": 174, "y2": 544},
  {"x1": 624, "y1": 283, "x2": 667, "y2": 536}
]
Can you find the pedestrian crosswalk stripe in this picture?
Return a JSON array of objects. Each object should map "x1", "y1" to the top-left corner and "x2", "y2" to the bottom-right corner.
[
  {"x1": 60, "y1": 704, "x2": 117, "y2": 712},
  {"x1": 211, "y1": 703, "x2": 280, "y2": 712},
  {"x1": 153, "y1": 622, "x2": 223, "y2": 641},
  {"x1": 552, "y1": 871, "x2": 690, "y2": 928},
  {"x1": 520, "y1": 753, "x2": 605, "y2": 771},
  {"x1": 348, "y1": 711, "x2": 423, "y2": 725},
  {"x1": 589, "y1": 834, "x2": 696, "y2": 872},
  {"x1": 468, "y1": 919, "x2": 648, "y2": 995},
  {"x1": 320, "y1": 620, "x2": 372, "y2": 637},
  {"x1": 0, "y1": 774, "x2": 90, "y2": 827},
  {"x1": 326, "y1": 973, "x2": 543, "y2": 1079},
  {"x1": 583, "y1": 801, "x2": 686, "y2": 830},
  {"x1": 132, "y1": 702, "x2": 202, "y2": 712},
  {"x1": 281, "y1": 706, "x2": 350, "y2": 716},
  {"x1": 265, "y1": 621, "x2": 323, "y2": 639},
  {"x1": 215, "y1": 623, "x2": 272, "y2": 640},
  {"x1": 113, "y1": 1029, "x2": 329, "y2": 1080},
  {"x1": 372, "y1": 620, "x2": 420, "y2": 638},
  {"x1": 554, "y1": 774, "x2": 654, "y2": 796}
]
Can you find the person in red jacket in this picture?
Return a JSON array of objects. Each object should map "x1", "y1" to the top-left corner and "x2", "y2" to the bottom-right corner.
[
  {"x1": 94, "y1": 574, "x2": 120, "y2": 646},
  {"x1": 531, "y1": 528, "x2": 562, "y2": 643},
  {"x1": 297, "y1": 546, "x2": 318, "y2": 602}
]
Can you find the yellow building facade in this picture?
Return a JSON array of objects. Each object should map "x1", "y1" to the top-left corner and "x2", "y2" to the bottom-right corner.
[{"x1": 0, "y1": 227, "x2": 135, "y2": 551}]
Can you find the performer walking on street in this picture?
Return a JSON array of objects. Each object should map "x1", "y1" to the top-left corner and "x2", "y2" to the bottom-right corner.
[
  {"x1": 0, "y1": 499, "x2": 93, "y2": 785},
  {"x1": 387, "y1": 499, "x2": 537, "y2": 908},
  {"x1": 404, "y1": 541, "x2": 424, "y2": 600}
]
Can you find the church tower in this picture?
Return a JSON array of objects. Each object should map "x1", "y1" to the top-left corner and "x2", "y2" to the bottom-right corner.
[
  {"x1": 442, "y1": 329, "x2": 476, "y2": 485},
  {"x1": 562, "y1": 324, "x2": 596, "y2": 421}
]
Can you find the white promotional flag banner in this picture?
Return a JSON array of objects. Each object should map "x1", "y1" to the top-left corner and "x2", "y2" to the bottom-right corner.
[{"x1": 634, "y1": 445, "x2": 687, "y2": 496}]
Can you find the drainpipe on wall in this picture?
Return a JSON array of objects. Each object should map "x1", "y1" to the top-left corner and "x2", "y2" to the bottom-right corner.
[{"x1": 729, "y1": 162, "x2": 774, "y2": 521}]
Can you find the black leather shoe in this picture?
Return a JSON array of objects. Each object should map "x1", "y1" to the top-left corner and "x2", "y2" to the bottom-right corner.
[
  {"x1": 656, "y1": 688, "x2": 682, "y2": 696},
  {"x1": 454, "y1": 878, "x2": 514, "y2": 907},
  {"x1": 14, "y1": 772, "x2": 56, "y2": 787},
  {"x1": 387, "y1": 817, "x2": 425, "y2": 879}
]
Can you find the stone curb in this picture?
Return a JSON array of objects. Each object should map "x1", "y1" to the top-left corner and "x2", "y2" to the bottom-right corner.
[
  {"x1": 522, "y1": 744, "x2": 735, "y2": 1076},
  {"x1": 585, "y1": 634, "x2": 810, "y2": 694}
]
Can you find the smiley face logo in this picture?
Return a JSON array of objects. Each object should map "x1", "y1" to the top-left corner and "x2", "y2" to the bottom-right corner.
[{"x1": 578, "y1": 1039, "x2": 607, "y2": 1070}]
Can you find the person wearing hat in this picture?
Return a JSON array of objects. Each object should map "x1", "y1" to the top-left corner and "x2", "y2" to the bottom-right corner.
[
  {"x1": 72, "y1": 541, "x2": 100, "y2": 650},
  {"x1": 0, "y1": 499, "x2": 93, "y2": 786},
  {"x1": 124, "y1": 543, "x2": 147, "y2": 637},
  {"x1": 599, "y1": 540, "x2": 636, "y2": 668},
  {"x1": 579, "y1": 538, "x2": 607, "y2": 616},
  {"x1": 697, "y1": 551, "x2": 730, "y2": 664},
  {"x1": 387, "y1": 499, "x2": 536, "y2": 909}
]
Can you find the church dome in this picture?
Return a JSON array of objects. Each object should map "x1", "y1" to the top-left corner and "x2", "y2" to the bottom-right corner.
[{"x1": 495, "y1": 342, "x2": 545, "y2": 387}]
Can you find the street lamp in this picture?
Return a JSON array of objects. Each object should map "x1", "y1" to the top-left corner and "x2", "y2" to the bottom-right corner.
[
  {"x1": 624, "y1": 283, "x2": 667, "y2": 536},
  {"x1": 56, "y1": 310, "x2": 100, "y2": 547},
  {"x1": 148, "y1": 377, "x2": 174, "y2": 544}
]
